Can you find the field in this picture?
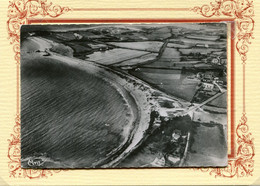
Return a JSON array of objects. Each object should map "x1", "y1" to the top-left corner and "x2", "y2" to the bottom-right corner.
[
  {"x1": 160, "y1": 47, "x2": 181, "y2": 59},
  {"x1": 114, "y1": 53, "x2": 158, "y2": 67},
  {"x1": 185, "y1": 123, "x2": 227, "y2": 166},
  {"x1": 108, "y1": 41, "x2": 164, "y2": 52},
  {"x1": 179, "y1": 48, "x2": 223, "y2": 55},
  {"x1": 193, "y1": 110, "x2": 227, "y2": 125},
  {"x1": 20, "y1": 23, "x2": 228, "y2": 168},
  {"x1": 207, "y1": 92, "x2": 227, "y2": 108},
  {"x1": 170, "y1": 38, "x2": 226, "y2": 46},
  {"x1": 86, "y1": 48, "x2": 150, "y2": 65},
  {"x1": 130, "y1": 68, "x2": 199, "y2": 101}
]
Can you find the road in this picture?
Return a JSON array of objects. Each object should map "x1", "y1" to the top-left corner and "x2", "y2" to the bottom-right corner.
[
  {"x1": 26, "y1": 36, "x2": 226, "y2": 168},
  {"x1": 186, "y1": 91, "x2": 226, "y2": 113}
]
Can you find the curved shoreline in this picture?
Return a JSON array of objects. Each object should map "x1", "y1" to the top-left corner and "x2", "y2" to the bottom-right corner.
[
  {"x1": 49, "y1": 53, "x2": 154, "y2": 168},
  {"x1": 25, "y1": 37, "x2": 153, "y2": 168},
  {"x1": 23, "y1": 37, "x2": 186, "y2": 168},
  {"x1": 22, "y1": 37, "x2": 143, "y2": 168},
  {"x1": 90, "y1": 73, "x2": 140, "y2": 168}
]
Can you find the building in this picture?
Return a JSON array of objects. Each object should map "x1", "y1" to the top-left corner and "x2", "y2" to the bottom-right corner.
[
  {"x1": 202, "y1": 82, "x2": 214, "y2": 91},
  {"x1": 73, "y1": 33, "x2": 83, "y2": 40}
]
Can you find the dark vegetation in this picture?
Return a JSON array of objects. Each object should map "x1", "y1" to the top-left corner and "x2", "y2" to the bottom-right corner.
[
  {"x1": 118, "y1": 115, "x2": 198, "y2": 167},
  {"x1": 21, "y1": 23, "x2": 228, "y2": 167}
]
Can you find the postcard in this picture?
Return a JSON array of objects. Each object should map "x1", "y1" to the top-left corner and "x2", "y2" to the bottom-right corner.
[
  {"x1": 0, "y1": 0, "x2": 259, "y2": 185},
  {"x1": 20, "y1": 23, "x2": 228, "y2": 169}
]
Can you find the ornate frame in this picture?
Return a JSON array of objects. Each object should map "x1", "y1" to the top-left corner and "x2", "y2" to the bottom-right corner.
[
  {"x1": 191, "y1": 0, "x2": 255, "y2": 178},
  {"x1": 7, "y1": 0, "x2": 255, "y2": 179}
]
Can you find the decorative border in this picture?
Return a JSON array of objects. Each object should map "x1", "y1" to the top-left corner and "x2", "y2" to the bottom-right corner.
[
  {"x1": 7, "y1": 0, "x2": 71, "y2": 64},
  {"x1": 191, "y1": 0, "x2": 255, "y2": 177},
  {"x1": 6, "y1": 0, "x2": 255, "y2": 179},
  {"x1": 191, "y1": 0, "x2": 254, "y2": 63},
  {"x1": 7, "y1": 0, "x2": 70, "y2": 179}
]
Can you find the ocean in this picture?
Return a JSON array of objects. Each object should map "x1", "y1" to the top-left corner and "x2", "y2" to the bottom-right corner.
[{"x1": 21, "y1": 57, "x2": 133, "y2": 168}]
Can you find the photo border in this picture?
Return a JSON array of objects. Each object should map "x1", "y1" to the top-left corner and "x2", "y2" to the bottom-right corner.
[{"x1": 6, "y1": 0, "x2": 254, "y2": 179}]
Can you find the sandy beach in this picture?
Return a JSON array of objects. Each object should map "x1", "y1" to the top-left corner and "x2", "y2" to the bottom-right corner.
[{"x1": 21, "y1": 37, "x2": 164, "y2": 168}]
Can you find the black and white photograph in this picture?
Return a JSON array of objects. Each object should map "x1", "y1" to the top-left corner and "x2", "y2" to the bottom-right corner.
[{"x1": 21, "y1": 23, "x2": 228, "y2": 168}]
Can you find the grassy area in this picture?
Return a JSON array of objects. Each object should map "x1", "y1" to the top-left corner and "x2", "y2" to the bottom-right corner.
[
  {"x1": 21, "y1": 23, "x2": 228, "y2": 167},
  {"x1": 114, "y1": 53, "x2": 158, "y2": 67},
  {"x1": 86, "y1": 48, "x2": 150, "y2": 65},
  {"x1": 185, "y1": 122, "x2": 227, "y2": 166},
  {"x1": 108, "y1": 41, "x2": 164, "y2": 52},
  {"x1": 129, "y1": 68, "x2": 199, "y2": 101},
  {"x1": 207, "y1": 92, "x2": 227, "y2": 108}
]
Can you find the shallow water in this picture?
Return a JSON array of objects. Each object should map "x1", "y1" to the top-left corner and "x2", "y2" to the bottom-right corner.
[{"x1": 21, "y1": 57, "x2": 132, "y2": 168}]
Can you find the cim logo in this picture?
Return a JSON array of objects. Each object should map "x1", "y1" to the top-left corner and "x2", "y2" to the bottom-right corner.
[{"x1": 27, "y1": 157, "x2": 46, "y2": 167}]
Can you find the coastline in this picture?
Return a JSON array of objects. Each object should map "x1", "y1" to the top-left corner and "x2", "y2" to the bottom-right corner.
[
  {"x1": 21, "y1": 37, "x2": 163, "y2": 168},
  {"x1": 48, "y1": 51, "x2": 160, "y2": 168},
  {"x1": 22, "y1": 35, "x2": 226, "y2": 168}
]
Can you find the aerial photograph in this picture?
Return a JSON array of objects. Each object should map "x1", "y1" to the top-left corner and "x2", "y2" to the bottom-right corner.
[{"x1": 20, "y1": 23, "x2": 228, "y2": 168}]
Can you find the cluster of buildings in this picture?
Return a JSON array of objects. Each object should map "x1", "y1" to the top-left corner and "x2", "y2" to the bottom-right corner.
[
  {"x1": 190, "y1": 71, "x2": 226, "y2": 103},
  {"x1": 202, "y1": 51, "x2": 227, "y2": 66}
]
